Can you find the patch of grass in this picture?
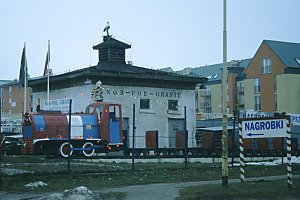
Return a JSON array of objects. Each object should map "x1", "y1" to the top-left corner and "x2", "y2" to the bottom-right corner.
[
  {"x1": 1, "y1": 155, "x2": 300, "y2": 195},
  {"x1": 177, "y1": 179, "x2": 300, "y2": 200}
]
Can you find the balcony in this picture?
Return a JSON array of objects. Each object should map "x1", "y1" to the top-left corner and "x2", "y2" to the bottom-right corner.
[{"x1": 238, "y1": 86, "x2": 244, "y2": 93}]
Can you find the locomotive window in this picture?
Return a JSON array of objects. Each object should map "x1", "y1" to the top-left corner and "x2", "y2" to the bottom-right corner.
[
  {"x1": 87, "y1": 106, "x2": 94, "y2": 114},
  {"x1": 96, "y1": 106, "x2": 103, "y2": 120}
]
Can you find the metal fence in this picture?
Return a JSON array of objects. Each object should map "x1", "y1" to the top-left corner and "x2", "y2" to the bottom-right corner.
[{"x1": 1, "y1": 101, "x2": 299, "y2": 175}]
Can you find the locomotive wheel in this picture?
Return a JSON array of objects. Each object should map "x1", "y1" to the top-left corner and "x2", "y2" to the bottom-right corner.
[
  {"x1": 173, "y1": 150, "x2": 180, "y2": 156},
  {"x1": 123, "y1": 150, "x2": 130, "y2": 156},
  {"x1": 59, "y1": 142, "x2": 73, "y2": 158},
  {"x1": 154, "y1": 150, "x2": 161, "y2": 156},
  {"x1": 143, "y1": 150, "x2": 150, "y2": 156},
  {"x1": 82, "y1": 142, "x2": 95, "y2": 157}
]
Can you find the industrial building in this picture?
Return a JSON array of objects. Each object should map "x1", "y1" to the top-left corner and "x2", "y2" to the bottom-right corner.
[{"x1": 28, "y1": 34, "x2": 206, "y2": 149}]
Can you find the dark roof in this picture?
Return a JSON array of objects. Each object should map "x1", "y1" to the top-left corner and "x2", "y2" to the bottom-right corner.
[
  {"x1": 29, "y1": 34, "x2": 207, "y2": 92},
  {"x1": 0, "y1": 80, "x2": 15, "y2": 86},
  {"x1": 93, "y1": 36, "x2": 131, "y2": 50},
  {"x1": 264, "y1": 40, "x2": 300, "y2": 68},
  {"x1": 0, "y1": 80, "x2": 19, "y2": 87},
  {"x1": 176, "y1": 58, "x2": 251, "y2": 83},
  {"x1": 159, "y1": 67, "x2": 174, "y2": 73},
  {"x1": 29, "y1": 62, "x2": 207, "y2": 92}
]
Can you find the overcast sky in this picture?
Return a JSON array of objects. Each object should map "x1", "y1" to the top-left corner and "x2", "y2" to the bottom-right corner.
[{"x1": 1, "y1": 0, "x2": 299, "y2": 80}]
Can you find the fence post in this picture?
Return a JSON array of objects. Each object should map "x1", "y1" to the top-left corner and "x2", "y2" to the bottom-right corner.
[
  {"x1": 286, "y1": 118, "x2": 292, "y2": 188},
  {"x1": 132, "y1": 103, "x2": 135, "y2": 173},
  {"x1": 232, "y1": 110, "x2": 236, "y2": 167},
  {"x1": 239, "y1": 122, "x2": 245, "y2": 182},
  {"x1": 68, "y1": 99, "x2": 72, "y2": 172}
]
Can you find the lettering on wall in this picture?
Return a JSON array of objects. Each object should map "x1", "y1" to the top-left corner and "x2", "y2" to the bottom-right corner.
[{"x1": 105, "y1": 89, "x2": 180, "y2": 98}]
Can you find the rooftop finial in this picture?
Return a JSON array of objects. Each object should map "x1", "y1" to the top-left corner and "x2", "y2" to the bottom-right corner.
[{"x1": 103, "y1": 21, "x2": 110, "y2": 36}]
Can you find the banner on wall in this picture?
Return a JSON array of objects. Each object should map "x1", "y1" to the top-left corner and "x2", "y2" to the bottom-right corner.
[{"x1": 43, "y1": 98, "x2": 73, "y2": 113}]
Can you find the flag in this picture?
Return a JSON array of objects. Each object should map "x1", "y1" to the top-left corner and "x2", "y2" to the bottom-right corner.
[
  {"x1": 19, "y1": 44, "x2": 28, "y2": 87},
  {"x1": 43, "y1": 40, "x2": 50, "y2": 76},
  {"x1": 43, "y1": 51, "x2": 49, "y2": 76}
]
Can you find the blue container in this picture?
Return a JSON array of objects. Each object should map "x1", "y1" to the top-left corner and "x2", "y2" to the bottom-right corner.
[{"x1": 81, "y1": 115, "x2": 98, "y2": 139}]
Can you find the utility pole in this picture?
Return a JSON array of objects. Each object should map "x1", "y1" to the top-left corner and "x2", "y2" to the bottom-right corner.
[{"x1": 222, "y1": 0, "x2": 229, "y2": 186}]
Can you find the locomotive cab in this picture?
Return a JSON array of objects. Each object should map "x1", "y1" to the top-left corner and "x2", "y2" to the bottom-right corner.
[{"x1": 85, "y1": 102, "x2": 123, "y2": 151}]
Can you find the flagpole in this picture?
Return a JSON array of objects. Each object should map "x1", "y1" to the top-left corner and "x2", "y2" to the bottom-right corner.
[
  {"x1": 24, "y1": 42, "x2": 27, "y2": 114},
  {"x1": 47, "y1": 40, "x2": 50, "y2": 109}
]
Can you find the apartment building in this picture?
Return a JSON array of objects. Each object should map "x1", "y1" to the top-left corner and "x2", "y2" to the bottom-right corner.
[
  {"x1": 0, "y1": 80, "x2": 31, "y2": 118},
  {"x1": 178, "y1": 40, "x2": 300, "y2": 118},
  {"x1": 240, "y1": 40, "x2": 300, "y2": 114}
]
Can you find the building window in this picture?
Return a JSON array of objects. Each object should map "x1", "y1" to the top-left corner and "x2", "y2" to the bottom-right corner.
[
  {"x1": 261, "y1": 58, "x2": 272, "y2": 74},
  {"x1": 140, "y1": 99, "x2": 150, "y2": 109},
  {"x1": 254, "y1": 95, "x2": 261, "y2": 111},
  {"x1": 239, "y1": 82, "x2": 244, "y2": 93},
  {"x1": 254, "y1": 78, "x2": 260, "y2": 93},
  {"x1": 9, "y1": 98, "x2": 12, "y2": 109},
  {"x1": 0, "y1": 88, "x2": 3, "y2": 96},
  {"x1": 168, "y1": 100, "x2": 178, "y2": 111},
  {"x1": 275, "y1": 93, "x2": 278, "y2": 111},
  {"x1": 9, "y1": 86, "x2": 12, "y2": 97},
  {"x1": 274, "y1": 76, "x2": 277, "y2": 92},
  {"x1": 239, "y1": 94, "x2": 245, "y2": 106}
]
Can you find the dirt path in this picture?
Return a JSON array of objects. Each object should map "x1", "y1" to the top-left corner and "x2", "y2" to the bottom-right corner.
[
  {"x1": 0, "y1": 175, "x2": 297, "y2": 200},
  {"x1": 99, "y1": 175, "x2": 291, "y2": 200}
]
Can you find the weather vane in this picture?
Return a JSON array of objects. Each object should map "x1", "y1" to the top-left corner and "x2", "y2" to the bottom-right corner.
[{"x1": 103, "y1": 21, "x2": 110, "y2": 36}]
